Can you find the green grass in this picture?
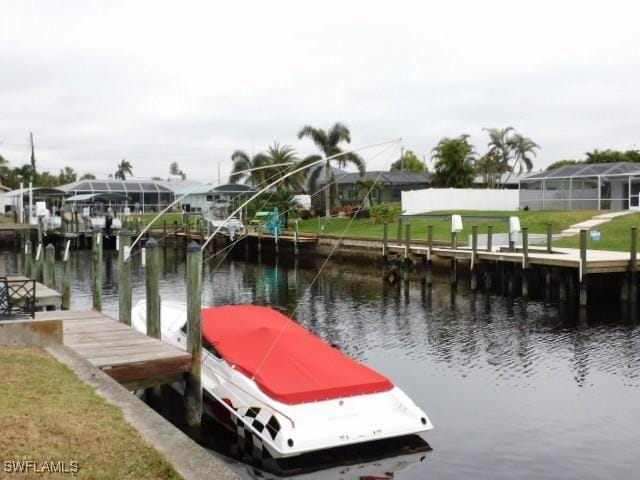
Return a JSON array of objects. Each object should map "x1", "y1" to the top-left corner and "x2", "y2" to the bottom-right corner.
[
  {"x1": 555, "y1": 212, "x2": 640, "y2": 252},
  {"x1": 0, "y1": 348, "x2": 181, "y2": 479},
  {"x1": 297, "y1": 210, "x2": 598, "y2": 243},
  {"x1": 123, "y1": 213, "x2": 188, "y2": 228}
]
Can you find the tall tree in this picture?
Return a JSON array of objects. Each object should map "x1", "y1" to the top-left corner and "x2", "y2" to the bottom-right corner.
[
  {"x1": 263, "y1": 143, "x2": 304, "y2": 192},
  {"x1": 297, "y1": 122, "x2": 365, "y2": 217},
  {"x1": 431, "y1": 135, "x2": 476, "y2": 188},
  {"x1": 475, "y1": 150, "x2": 510, "y2": 188},
  {"x1": 390, "y1": 150, "x2": 426, "y2": 172},
  {"x1": 229, "y1": 150, "x2": 271, "y2": 185},
  {"x1": 484, "y1": 127, "x2": 515, "y2": 168},
  {"x1": 115, "y1": 159, "x2": 133, "y2": 180},
  {"x1": 484, "y1": 127, "x2": 539, "y2": 185},
  {"x1": 508, "y1": 133, "x2": 539, "y2": 174},
  {"x1": 169, "y1": 161, "x2": 186, "y2": 180},
  {"x1": 58, "y1": 166, "x2": 77, "y2": 184},
  {"x1": 80, "y1": 173, "x2": 96, "y2": 180}
]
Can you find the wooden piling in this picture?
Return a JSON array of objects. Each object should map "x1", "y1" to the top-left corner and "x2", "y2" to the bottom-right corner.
[
  {"x1": 579, "y1": 229, "x2": 588, "y2": 307},
  {"x1": 382, "y1": 222, "x2": 389, "y2": 264},
  {"x1": 404, "y1": 223, "x2": 411, "y2": 260},
  {"x1": 426, "y1": 225, "x2": 433, "y2": 286},
  {"x1": 547, "y1": 223, "x2": 552, "y2": 253},
  {"x1": 471, "y1": 225, "x2": 478, "y2": 291},
  {"x1": 630, "y1": 227, "x2": 637, "y2": 303},
  {"x1": 185, "y1": 241, "x2": 203, "y2": 432},
  {"x1": 45, "y1": 243, "x2": 56, "y2": 289},
  {"x1": 450, "y1": 231, "x2": 458, "y2": 287},
  {"x1": 24, "y1": 240, "x2": 32, "y2": 277},
  {"x1": 35, "y1": 242, "x2": 44, "y2": 283},
  {"x1": 92, "y1": 232, "x2": 103, "y2": 311},
  {"x1": 145, "y1": 238, "x2": 161, "y2": 339},
  {"x1": 396, "y1": 218, "x2": 402, "y2": 242},
  {"x1": 294, "y1": 222, "x2": 299, "y2": 257},
  {"x1": 62, "y1": 240, "x2": 71, "y2": 310},
  {"x1": 118, "y1": 228, "x2": 132, "y2": 325},
  {"x1": 487, "y1": 225, "x2": 493, "y2": 252},
  {"x1": 522, "y1": 227, "x2": 529, "y2": 298}
]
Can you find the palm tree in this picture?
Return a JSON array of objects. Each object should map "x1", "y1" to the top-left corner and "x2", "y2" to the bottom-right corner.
[
  {"x1": 297, "y1": 122, "x2": 365, "y2": 217},
  {"x1": 262, "y1": 143, "x2": 304, "y2": 192},
  {"x1": 355, "y1": 178, "x2": 380, "y2": 208},
  {"x1": 58, "y1": 166, "x2": 77, "y2": 184},
  {"x1": 475, "y1": 150, "x2": 509, "y2": 188},
  {"x1": 229, "y1": 150, "x2": 271, "y2": 185},
  {"x1": 508, "y1": 133, "x2": 539, "y2": 174},
  {"x1": 484, "y1": 127, "x2": 514, "y2": 167},
  {"x1": 431, "y1": 135, "x2": 476, "y2": 188},
  {"x1": 115, "y1": 159, "x2": 133, "y2": 180}
]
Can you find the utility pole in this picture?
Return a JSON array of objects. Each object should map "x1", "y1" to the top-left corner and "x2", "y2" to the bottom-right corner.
[
  {"x1": 400, "y1": 147, "x2": 404, "y2": 171},
  {"x1": 30, "y1": 132, "x2": 36, "y2": 171}
]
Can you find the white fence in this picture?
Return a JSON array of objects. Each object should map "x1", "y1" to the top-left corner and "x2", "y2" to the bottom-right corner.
[{"x1": 401, "y1": 188, "x2": 520, "y2": 215}]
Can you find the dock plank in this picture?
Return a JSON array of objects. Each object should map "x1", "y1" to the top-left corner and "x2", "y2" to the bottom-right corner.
[{"x1": 48, "y1": 310, "x2": 192, "y2": 387}]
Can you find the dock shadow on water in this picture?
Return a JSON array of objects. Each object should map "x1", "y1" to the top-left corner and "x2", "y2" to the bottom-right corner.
[{"x1": 2, "y1": 246, "x2": 640, "y2": 479}]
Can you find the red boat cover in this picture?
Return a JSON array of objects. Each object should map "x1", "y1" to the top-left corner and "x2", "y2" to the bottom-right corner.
[{"x1": 201, "y1": 305, "x2": 393, "y2": 405}]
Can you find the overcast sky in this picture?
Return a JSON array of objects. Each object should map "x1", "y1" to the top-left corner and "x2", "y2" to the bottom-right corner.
[{"x1": 1, "y1": 0, "x2": 639, "y2": 182}]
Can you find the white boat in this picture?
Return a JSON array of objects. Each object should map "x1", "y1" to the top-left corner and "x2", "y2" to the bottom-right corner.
[{"x1": 131, "y1": 301, "x2": 433, "y2": 459}]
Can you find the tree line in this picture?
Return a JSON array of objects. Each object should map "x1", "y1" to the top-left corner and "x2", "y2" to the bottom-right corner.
[{"x1": 546, "y1": 149, "x2": 640, "y2": 171}]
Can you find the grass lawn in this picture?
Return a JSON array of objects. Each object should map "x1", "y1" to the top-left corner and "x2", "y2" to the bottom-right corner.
[
  {"x1": 123, "y1": 213, "x2": 187, "y2": 228},
  {"x1": 0, "y1": 348, "x2": 181, "y2": 480},
  {"x1": 297, "y1": 210, "x2": 598, "y2": 243},
  {"x1": 555, "y1": 212, "x2": 640, "y2": 252}
]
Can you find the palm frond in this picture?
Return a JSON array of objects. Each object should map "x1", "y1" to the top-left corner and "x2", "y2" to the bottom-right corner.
[
  {"x1": 297, "y1": 125, "x2": 329, "y2": 153},
  {"x1": 328, "y1": 122, "x2": 351, "y2": 145}
]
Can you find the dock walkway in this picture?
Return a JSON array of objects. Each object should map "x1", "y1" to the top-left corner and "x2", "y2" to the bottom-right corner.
[
  {"x1": 35, "y1": 310, "x2": 192, "y2": 390},
  {"x1": 387, "y1": 244, "x2": 638, "y2": 274}
]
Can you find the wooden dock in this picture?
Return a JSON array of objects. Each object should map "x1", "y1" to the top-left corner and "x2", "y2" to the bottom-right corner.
[
  {"x1": 35, "y1": 310, "x2": 192, "y2": 390},
  {"x1": 387, "y1": 244, "x2": 639, "y2": 274}
]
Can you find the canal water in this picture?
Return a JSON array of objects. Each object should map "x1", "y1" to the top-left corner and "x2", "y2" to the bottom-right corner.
[{"x1": 2, "y1": 246, "x2": 639, "y2": 479}]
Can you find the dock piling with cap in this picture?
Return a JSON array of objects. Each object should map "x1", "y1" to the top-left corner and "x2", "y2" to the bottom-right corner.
[
  {"x1": 119, "y1": 228, "x2": 132, "y2": 325},
  {"x1": 185, "y1": 241, "x2": 203, "y2": 433},
  {"x1": 145, "y1": 238, "x2": 160, "y2": 339}
]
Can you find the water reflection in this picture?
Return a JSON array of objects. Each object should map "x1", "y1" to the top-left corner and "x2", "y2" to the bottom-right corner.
[{"x1": 2, "y1": 247, "x2": 640, "y2": 479}]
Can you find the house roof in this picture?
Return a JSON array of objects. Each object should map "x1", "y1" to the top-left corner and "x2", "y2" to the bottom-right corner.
[
  {"x1": 64, "y1": 192, "x2": 131, "y2": 202},
  {"x1": 320, "y1": 170, "x2": 431, "y2": 186},
  {"x1": 175, "y1": 183, "x2": 257, "y2": 196},
  {"x1": 3, "y1": 186, "x2": 66, "y2": 197},
  {"x1": 59, "y1": 179, "x2": 174, "y2": 193},
  {"x1": 523, "y1": 162, "x2": 640, "y2": 181}
]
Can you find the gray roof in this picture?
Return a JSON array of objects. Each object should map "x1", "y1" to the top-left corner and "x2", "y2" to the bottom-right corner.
[
  {"x1": 321, "y1": 170, "x2": 431, "y2": 186},
  {"x1": 158, "y1": 178, "x2": 203, "y2": 193},
  {"x1": 59, "y1": 179, "x2": 174, "y2": 193},
  {"x1": 523, "y1": 162, "x2": 640, "y2": 181},
  {"x1": 176, "y1": 183, "x2": 257, "y2": 196}
]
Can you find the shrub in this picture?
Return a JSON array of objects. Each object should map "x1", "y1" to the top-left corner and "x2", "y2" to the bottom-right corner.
[
  {"x1": 370, "y1": 203, "x2": 403, "y2": 224},
  {"x1": 299, "y1": 209, "x2": 312, "y2": 220}
]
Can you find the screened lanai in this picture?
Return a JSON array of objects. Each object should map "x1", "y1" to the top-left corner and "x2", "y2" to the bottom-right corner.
[
  {"x1": 58, "y1": 180, "x2": 175, "y2": 213},
  {"x1": 519, "y1": 162, "x2": 640, "y2": 210}
]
